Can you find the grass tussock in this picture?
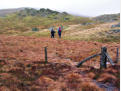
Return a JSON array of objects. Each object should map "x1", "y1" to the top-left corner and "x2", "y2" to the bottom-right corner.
[{"x1": 81, "y1": 82, "x2": 103, "y2": 91}]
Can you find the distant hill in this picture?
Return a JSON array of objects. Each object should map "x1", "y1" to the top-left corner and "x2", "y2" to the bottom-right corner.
[
  {"x1": 0, "y1": 8, "x2": 92, "y2": 33},
  {"x1": 92, "y1": 13, "x2": 120, "y2": 22},
  {"x1": 0, "y1": 8, "x2": 81, "y2": 22},
  {"x1": 0, "y1": 8, "x2": 25, "y2": 16},
  {"x1": 17, "y1": 8, "x2": 69, "y2": 17},
  {"x1": 16, "y1": 8, "x2": 72, "y2": 21},
  {"x1": 0, "y1": 8, "x2": 69, "y2": 18}
]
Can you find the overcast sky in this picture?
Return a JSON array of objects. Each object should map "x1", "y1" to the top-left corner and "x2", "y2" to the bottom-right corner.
[{"x1": 0, "y1": 0, "x2": 120, "y2": 17}]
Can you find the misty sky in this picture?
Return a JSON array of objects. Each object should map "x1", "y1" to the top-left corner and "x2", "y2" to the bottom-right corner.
[{"x1": 0, "y1": 0, "x2": 120, "y2": 16}]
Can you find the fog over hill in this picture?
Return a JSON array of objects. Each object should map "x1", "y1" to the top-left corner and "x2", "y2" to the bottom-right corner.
[{"x1": 0, "y1": 8, "x2": 26, "y2": 16}]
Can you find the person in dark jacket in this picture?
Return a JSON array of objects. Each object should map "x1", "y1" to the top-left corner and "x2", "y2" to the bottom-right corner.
[
  {"x1": 58, "y1": 26, "x2": 62, "y2": 38},
  {"x1": 51, "y1": 27, "x2": 55, "y2": 38}
]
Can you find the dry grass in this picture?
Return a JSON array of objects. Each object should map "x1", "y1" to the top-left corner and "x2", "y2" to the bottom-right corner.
[
  {"x1": 97, "y1": 73, "x2": 117, "y2": 84},
  {"x1": 1, "y1": 21, "x2": 119, "y2": 43},
  {"x1": 0, "y1": 35, "x2": 119, "y2": 91},
  {"x1": 65, "y1": 73, "x2": 83, "y2": 89},
  {"x1": 63, "y1": 22, "x2": 120, "y2": 42},
  {"x1": 80, "y1": 82, "x2": 103, "y2": 91}
]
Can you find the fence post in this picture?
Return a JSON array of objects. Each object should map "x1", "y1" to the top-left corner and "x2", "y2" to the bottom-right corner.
[
  {"x1": 45, "y1": 47, "x2": 48, "y2": 63},
  {"x1": 116, "y1": 48, "x2": 119, "y2": 63},
  {"x1": 100, "y1": 47, "x2": 107, "y2": 69}
]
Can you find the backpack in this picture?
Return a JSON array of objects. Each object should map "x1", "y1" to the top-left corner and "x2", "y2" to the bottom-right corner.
[
  {"x1": 59, "y1": 27, "x2": 61, "y2": 32},
  {"x1": 51, "y1": 29, "x2": 55, "y2": 33}
]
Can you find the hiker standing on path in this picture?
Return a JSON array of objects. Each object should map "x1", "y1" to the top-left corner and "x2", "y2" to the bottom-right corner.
[
  {"x1": 50, "y1": 27, "x2": 55, "y2": 38},
  {"x1": 58, "y1": 26, "x2": 62, "y2": 38}
]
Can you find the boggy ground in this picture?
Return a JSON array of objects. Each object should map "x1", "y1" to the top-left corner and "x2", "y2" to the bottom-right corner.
[{"x1": 0, "y1": 35, "x2": 120, "y2": 91}]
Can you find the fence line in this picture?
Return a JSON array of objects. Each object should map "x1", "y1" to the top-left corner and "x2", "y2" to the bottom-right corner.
[
  {"x1": 44, "y1": 46, "x2": 119, "y2": 69},
  {"x1": 77, "y1": 47, "x2": 118, "y2": 69}
]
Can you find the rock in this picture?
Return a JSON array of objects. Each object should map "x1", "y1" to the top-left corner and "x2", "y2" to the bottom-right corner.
[
  {"x1": 110, "y1": 29, "x2": 120, "y2": 33},
  {"x1": 111, "y1": 23, "x2": 120, "y2": 28}
]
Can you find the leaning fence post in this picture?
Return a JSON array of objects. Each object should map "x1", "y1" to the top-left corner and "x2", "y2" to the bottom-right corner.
[
  {"x1": 77, "y1": 53, "x2": 100, "y2": 67},
  {"x1": 116, "y1": 48, "x2": 119, "y2": 63},
  {"x1": 100, "y1": 47, "x2": 107, "y2": 69},
  {"x1": 44, "y1": 47, "x2": 48, "y2": 63}
]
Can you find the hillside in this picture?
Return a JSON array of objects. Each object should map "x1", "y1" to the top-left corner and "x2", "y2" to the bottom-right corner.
[
  {"x1": 0, "y1": 8, "x2": 92, "y2": 33},
  {"x1": 92, "y1": 13, "x2": 120, "y2": 22},
  {"x1": 0, "y1": 9, "x2": 120, "y2": 43},
  {"x1": 0, "y1": 8, "x2": 120, "y2": 91},
  {"x1": 3, "y1": 21, "x2": 118, "y2": 43},
  {"x1": 62, "y1": 21, "x2": 120, "y2": 42}
]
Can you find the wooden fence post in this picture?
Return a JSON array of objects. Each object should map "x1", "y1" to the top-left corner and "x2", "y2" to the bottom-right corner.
[
  {"x1": 116, "y1": 48, "x2": 119, "y2": 63},
  {"x1": 105, "y1": 52, "x2": 115, "y2": 66},
  {"x1": 45, "y1": 47, "x2": 48, "y2": 63},
  {"x1": 77, "y1": 53, "x2": 100, "y2": 67},
  {"x1": 100, "y1": 47, "x2": 107, "y2": 69}
]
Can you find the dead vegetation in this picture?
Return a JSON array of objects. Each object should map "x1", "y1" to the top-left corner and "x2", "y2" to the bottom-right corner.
[{"x1": 0, "y1": 35, "x2": 120, "y2": 91}]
